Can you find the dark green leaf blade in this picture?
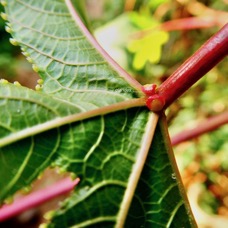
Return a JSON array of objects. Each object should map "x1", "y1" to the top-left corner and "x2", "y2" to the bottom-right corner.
[
  {"x1": 43, "y1": 108, "x2": 152, "y2": 227},
  {"x1": 125, "y1": 116, "x2": 196, "y2": 227},
  {"x1": 0, "y1": 1, "x2": 196, "y2": 227},
  {"x1": 0, "y1": 82, "x2": 81, "y2": 146},
  {"x1": 0, "y1": 129, "x2": 60, "y2": 201},
  {"x1": 45, "y1": 115, "x2": 196, "y2": 227}
]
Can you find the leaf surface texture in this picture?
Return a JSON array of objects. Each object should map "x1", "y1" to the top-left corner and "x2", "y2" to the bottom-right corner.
[{"x1": 0, "y1": 0, "x2": 195, "y2": 227}]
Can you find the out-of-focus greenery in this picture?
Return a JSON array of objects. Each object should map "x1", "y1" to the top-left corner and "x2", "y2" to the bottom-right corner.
[
  {"x1": 0, "y1": 5, "x2": 20, "y2": 79},
  {"x1": 86, "y1": 0, "x2": 126, "y2": 28}
]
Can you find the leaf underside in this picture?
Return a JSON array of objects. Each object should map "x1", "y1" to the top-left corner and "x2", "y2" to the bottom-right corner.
[
  {"x1": 0, "y1": 0, "x2": 195, "y2": 227},
  {"x1": 49, "y1": 118, "x2": 195, "y2": 228},
  {"x1": 5, "y1": 0, "x2": 141, "y2": 108}
]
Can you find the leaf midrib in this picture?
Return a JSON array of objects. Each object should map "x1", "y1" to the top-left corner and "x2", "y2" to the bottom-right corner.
[
  {"x1": 0, "y1": 98, "x2": 145, "y2": 147},
  {"x1": 115, "y1": 113, "x2": 159, "y2": 227},
  {"x1": 65, "y1": 0, "x2": 143, "y2": 93}
]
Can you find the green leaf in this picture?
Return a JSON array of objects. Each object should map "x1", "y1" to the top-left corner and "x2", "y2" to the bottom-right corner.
[
  {"x1": 127, "y1": 12, "x2": 169, "y2": 70},
  {"x1": 125, "y1": 116, "x2": 195, "y2": 227},
  {"x1": 0, "y1": 0, "x2": 195, "y2": 227},
  {"x1": 46, "y1": 109, "x2": 153, "y2": 227},
  {"x1": 46, "y1": 116, "x2": 195, "y2": 227},
  {"x1": 0, "y1": 82, "x2": 143, "y2": 200},
  {"x1": 128, "y1": 31, "x2": 169, "y2": 69},
  {"x1": 4, "y1": 0, "x2": 142, "y2": 107}
]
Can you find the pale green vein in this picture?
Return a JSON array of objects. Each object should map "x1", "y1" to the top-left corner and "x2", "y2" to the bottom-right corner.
[
  {"x1": 84, "y1": 116, "x2": 104, "y2": 161},
  {"x1": 16, "y1": 0, "x2": 71, "y2": 16},
  {"x1": 101, "y1": 152, "x2": 135, "y2": 170},
  {"x1": 120, "y1": 111, "x2": 128, "y2": 132},
  {"x1": 0, "y1": 96, "x2": 64, "y2": 116},
  {"x1": 147, "y1": 208, "x2": 163, "y2": 214},
  {"x1": 166, "y1": 201, "x2": 184, "y2": 227},
  {"x1": 71, "y1": 180, "x2": 127, "y2": 207},
  {"x1": 70, "y1": 216, "x2": 116, "y2": 228},
  {"x1": 158, "y1": 183, "x2": 177, "y2": 204},
  {"x1": 46, "y1": 95, "x2": 89, "y2": 111},
  {"x1": 1, "y1": 136, "x2": 34, "y2": 196},
  {"x1": 18, "y1": 41, "x2": 107, "y2": 66},
  {"x1": 0, "y1": 123, "x2": 14, "y2": 133},
  {"x1": 27, "y1": 128, "x2": 61, "y2": 183},
  {"x1": 10, "y1": 19, "x2": 85, "y2": 40},
  {"x1": 44, "y1": 70, "x2": 132, "y2": 100}
]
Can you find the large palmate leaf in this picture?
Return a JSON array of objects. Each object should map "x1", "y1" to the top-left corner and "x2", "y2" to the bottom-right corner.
[
  {"x1": 4, "y1": 0, "x2": 142, "y2": 107},
  {"x1": 49, "y1": 117, "x2": 195, "y2": 228},
  {"x1": 0, "y1": 0, "x2": 196, "y2": 227}
]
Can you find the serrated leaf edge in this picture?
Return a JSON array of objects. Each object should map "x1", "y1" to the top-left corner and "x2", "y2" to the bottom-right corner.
[
  {"x1": 65, "y1": 0, "x2": 143, "y2": 93},
  {"x1": 0, "y1": 97, "x2": 145, "y2": 147}
]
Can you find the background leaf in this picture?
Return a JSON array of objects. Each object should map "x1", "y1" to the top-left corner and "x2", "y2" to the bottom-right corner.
[{"x1": 126, "y1": 116, "x2": 195, "y2": 227}]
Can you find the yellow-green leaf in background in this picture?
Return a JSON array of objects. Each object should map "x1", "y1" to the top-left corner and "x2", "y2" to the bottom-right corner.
[{"x1": 128, "y1": 30, "x2": 169, "y2": 70}]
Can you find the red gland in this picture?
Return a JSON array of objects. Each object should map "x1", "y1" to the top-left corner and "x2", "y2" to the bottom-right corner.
[
  {"x1": 142, "y1": 84, "x2": 157, "y2": 96},
  {"x1": 146, "y1": 95, "x2": 165, "y2": 112},
  {"x1": 142, "y1": 84, "x2": 165, "y2": 112}
]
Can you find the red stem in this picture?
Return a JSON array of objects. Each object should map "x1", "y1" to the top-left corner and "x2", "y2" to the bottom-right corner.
[
  {"x1": 134, "y1": 17, "x2": 218, "y2": 38},
  {"x1": 171, "y1": 111, "x2": 228, "y2": 145},
  {"x1": 0, "y1": 177, "x2": 80, "y2": 222},
  {"x1": 157, "y1": 23, "x2": 228, "y2": 109},
  {"x1": 159, "y1": 17, "x2": 218, "y2": 31}
]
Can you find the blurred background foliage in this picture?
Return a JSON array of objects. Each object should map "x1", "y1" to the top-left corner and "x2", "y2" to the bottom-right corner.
[{"x1": 0, "y1": 0, "x2": 227, "y2": 227}]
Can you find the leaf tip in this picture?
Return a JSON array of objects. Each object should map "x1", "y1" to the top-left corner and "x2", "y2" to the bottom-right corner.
[
  {"x1": 21, "y1": 51, "x2": 30, "y2": 57},
  {"x1": 70, "y1": 173, "x2": 76, "y2": 180},
  {"x1": 37, "y1": 172, "x2": 44, "y2": 180},
  {"x1": 50, "y1": 162, "x2": 57, "y2": 168}
]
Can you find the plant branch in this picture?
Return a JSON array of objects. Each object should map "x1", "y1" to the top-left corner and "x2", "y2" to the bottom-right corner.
[
  {"x1": 0, "y1": 177, "x2": 80, "y2": 222},
  {"x1": 171, "y1": 111, "x2": 228, "y2": 145},
  {"x1": 157, "y1": 23, "x2": 228, "y2": 109}
]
